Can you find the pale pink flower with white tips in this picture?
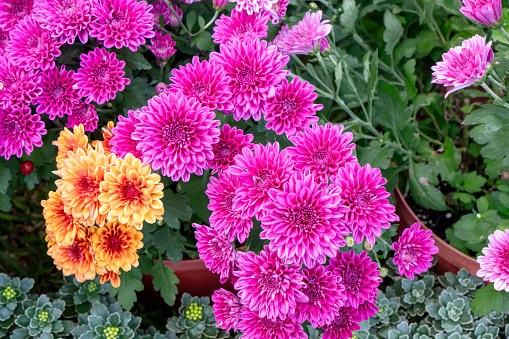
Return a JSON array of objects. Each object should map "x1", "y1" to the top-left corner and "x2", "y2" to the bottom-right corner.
[
  {"x1": 233, "y1": 0, "x2": 277, "y2": 15},
  {"x1": 477, "y1": 229, "x2": 509, "y2": 291},
  {"x1": 432, "y1": 34, "x2": 493, "y2": 98},
  {"x1": 460, "y1": 0, "x2": 502, "y2": 26}
]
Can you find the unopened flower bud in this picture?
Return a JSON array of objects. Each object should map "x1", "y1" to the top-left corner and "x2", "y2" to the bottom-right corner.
[
  {"x1": 213, "y1": 0, "x2": 228, "y2": 10},
  {"x1": 309, "y1": 2, "x2": 318, "y2": 10},
  {"x1": 379, "y1": 267, "x2": 389, "y2": 278},
  {"x1": 20, "y1": 161, "x2": 34, "y2": 175},
  {"x1": 155, "y1": 82, "x2": 168, "y2": 94}
]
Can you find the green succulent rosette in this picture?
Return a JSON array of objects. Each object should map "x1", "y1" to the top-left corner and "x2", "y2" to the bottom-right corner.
[
  {"x1": 438, "y1": 269, "x2": 483, "y2": 296},
  {"x1": 58, "y1": 276, "x2": 112, "y2": 315},
  {"x1": 0, "y1": 273, "x2": 34, "y2": 336},
  {"x1": 425, "y1": 287, "x2": 474, "y2": 333}
]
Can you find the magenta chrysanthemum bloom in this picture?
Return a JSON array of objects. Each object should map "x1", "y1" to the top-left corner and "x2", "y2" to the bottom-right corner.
[
  {"x1": 206, "y1": 171, "x2": 254, "y2": 243},
  {"x1": 260, "y1": 172, "x2": 350, "y2": 267},
  {"x1": 274, "y1": 10, "x2": 332, "y2": 55},
  {"x1": 148, "y1": 33, "x2": 176, "y2": 61},
  {"x1": 234, "y1": 246, "x2": 308, "y2": 320},
  {"x1": 0, "y1": 107, "x2": 46, "y2": 160},
  {"x1": 193, "y1": 224, "x2": 236, "y2": 284},
  {"x1": 326, "y1": 250, "x2": 381, "y2": 308},
  {"x1": 210, "y1": 38, "x2": 289, "y2": 121},
  {"x1": 212, "y1": 289, "x2": 243, "y2": 332},
  {"x1": 233, "y1": 0, "x2": 277, "y2": 15},
  {"x1": 431, "y1": 34, "x2": 493, "y2": 98},
  {"x1": 212, "y1": 10, "x2": 268, "y2": 45},
  {"x1": 132, "y1": 92, "x2": 220, "y2": 182},
  {"x1": 151, "y1": 0, "x2": 171, "y2": 28},
  {"x1": 477, "y1": 229, "x2": 509, "y2": 291},
  {"x1": 264, "y1": 76, "x2": 321, "y2": 135},
  {"x1": 292, "y1": 266, "x2": 345, "y2": 327},
  {"x1": 460, "y1": 0, "x2": 502, "y2": 26},
  {"x1": 392, "y1": 222, "x2": 439, "y2": 280},
  {"x1": 0, "y1": 30, "x2": 9, "y2": 53},
  {"x1": 357, "y1": 298, "x2": 378, "y2": 321},
  {"x1": 213, "y1": 0, "x2": 227, "y2": 10},
  {"x1": 322, "y1": 307, "x2": 362, "y2": 339},
  {"x1": 89, "y1": 0, "x2": 155, "y2": 52},
  {"x1": 168, "y1": 4, "x2": 182, "y2": 27},
  {"x1": 0, "y1": 0, "x2": 33, "y2": 31},
  {"x1": 267, "y1": 0, "x2": 289, "y2": 23},
  {"x1": 209, "y1": 124, "x2": 254, "y2": 174},
  {"x1": 74, "y1": 47, "x2": 130, "y2": 105},
  {"x1": 169, "y1": 56, "x2": 233, "y2": 112},
  {"x1": 332, "y1": 162, "x2": 398, "y2": 245},
  {"x1": 5, "y1": 15, "x2": 61, "y2": 71},
  {"x1": 0, "y1": 56, "x2": 42, "y2": 110},
  {"x1": 287, "y1": 123, "x2": 356, "y2": 185},
  {"x1": 110, "y1": 109, "x2": 143, "y2": 159},
  {"x1": 35, "y1": 66, "x2": 80, "y2": 120},
  {"x1": 238, "y1": 309, "x2": 307, "y2": 339},
  {"x1": 33, "y1": 0, "x2": 92, "y2": 44},
  {"x1": 228, "y1": 142, "x2": 294, "y2": 219},
  {"x1": 66, "y1": 102, "x2": 98, "y2": 132}
]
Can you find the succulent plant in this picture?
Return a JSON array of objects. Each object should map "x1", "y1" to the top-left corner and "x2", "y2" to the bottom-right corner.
[
  {"x1": 351, "y1": 329, "x2": 378, "y2": 339},
  {"x1": 401, "y1": 275, "x2": 435, "y2": 316},
  {"x1": 387, "y1": 320, "x2": 418, "y2": 339},
  {"x1": 58, "y1": 276, "x2": 112, "y2": 314},
  {"x1": 72, "y1": 302, "x2": 141, "y2": 339},
  {"x1": 0, "y1": 274, "x2": 34, "y2": 337},
  {"x1": 369, "y1": 292, "x2": 402, "y2": 326},
  {"x1": 485, "y1": 310, "x2": 508, "y2": 327},
  {"x1": 438, "y1": 269, "x2": 483, "y2": 296},
  {"x1": 134, "y1": 325, "x2": 177, "y2": 339},
  {"x1": 11, "y1": 294, "x2": 73, "y2": 339},
  {"x1": 166, "y1": 293, "x2": 231, "y2": 339},
  {"x1": 435, "y1": 331, "x2": 470, "y2": 339},
  {"x1": 425, "y1": 287, "x2": 474, "y2": 333},
  {"x1": 468, "y1": 319, "x2": 499, "y2": 339}
]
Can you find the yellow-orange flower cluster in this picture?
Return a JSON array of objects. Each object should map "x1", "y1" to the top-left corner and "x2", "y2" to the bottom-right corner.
[{"x1": 42, "y1": 124, "x2": 164, "y2": 288}]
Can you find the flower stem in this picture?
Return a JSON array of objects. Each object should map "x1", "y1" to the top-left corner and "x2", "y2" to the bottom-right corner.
[
  {"x1": 164, "y1": 0, "x2": 192, "y2": 37},
  {"x1": 488, "y1": 75, "x2": 506, "y2": 90},
  {"x1": 202, "y1": 11, "x2": 219, "y2": 31},
  {"x1": 499, "y1": 26, "x2": 509, "y2": 43}
]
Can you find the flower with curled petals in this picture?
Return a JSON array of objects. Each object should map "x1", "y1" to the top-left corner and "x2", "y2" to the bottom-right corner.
[
  {"x1": 209, "y1": 124, "x2": 254, "y2": 175},
  {"x1": 90, "y1": 221, "x2": 143, "y2": 273},
  {"x1": 260, "y1": 172, "x2": 349, "y2": 267},
  {"x1": 212, "y1": 289, "x2": 242, "y2": 332},
  {"x1": 322, "y1": 307, "x2": 362, "y2": 339},
  {"x1": 66, "y1": 101, "x2": 98, "y2": 132},
  {"x1": 287, "y1": 123, "x2": 356, "y2": 185},
  {"x1": 477, "y1": 229, "x2": 509, "y2": 291},
  {"x1": 237, "y1": 308, "x2": 307, "y2": 339},
  {"x1": 193, "y1": 224, "x2": 236, "y2": 284},
  {"x1": 110, "y1": 109, "x2": 143, "y2": 159},
  {"x1": 212, "y1": 10, "x2": 269, "y2": 45},
  {"x1": 267, "y1": 0, "x2": 288, "y2": 23},
  {"x1": 92, "y1": 121, "x2": 115, "y2": 155},
  {"x1": 53, "y1": 124, "x2": 90, "y2": 170},
  {"x1": 89, "y1": 0, "x2": 155, "y2": 51},
  {"x1": 0, "y1": 0, "x2": 33, "y2": 31},
  {"x1": 326, "y1": 250, "x2": 381, "y2": 308},
  {"x1": 0, "y1": 55, "x2": 42, "y2": 110},
  {"x1": 99, "y1": 271, "x2": 121, "y2": 288},
  {"x1": 234, "y1": 246, "x2": 307, "y2": 320},
  {"x1": 98, "y1": 153, "x2": 164, "y2": 230},
  {"x1": 151, "y1": 0, "x2": 171, "y2": 29},
  {"x1": 148, "y1": 33, "x2": 176, "y2": 62},
  {"x1": 460, "y1": 0, "x2": 502, "y2": 26},
  {"x1": 233, "y1": 0, "x2": 277, "y2": 15},
  {"x1": 357, "y1": 297, "x2": 378, "y2": 321}
]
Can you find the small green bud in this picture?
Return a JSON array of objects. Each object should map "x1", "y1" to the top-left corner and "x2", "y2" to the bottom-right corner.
[
  {"x1": 37, "y1": 311, "x2": 49, "y2": 323},
  {"x1": 104, "y1": 326, "x2": 120, "y2": 339},
  {"x1": 87, "y1": 282, "x2": 98, "y2": 293},
  {"x1": 309, "y1": 2, "x2": 318, "y2": 10},
  {"x1": 2, "y1": 285, "x2": 16, "y2": 300},
  {"x1": 379, "y1": 267, "x2": 389, "y2": 278}
]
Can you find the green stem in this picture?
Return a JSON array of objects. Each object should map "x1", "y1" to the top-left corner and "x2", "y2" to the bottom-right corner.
[
  {"x1": 499, "y1": 26, "x2": 509, "y2": 43},
  {"x1": 202, "y1": 11, "x2": 219, "y2": 31},
  {"x1": 164, "y1": 0, "x2": 192, "y2": 37},
  {"x1": 488, "y1": 75, "x2": 506, "y2": 90},
  {"x1": 481, "y1": 82, "x2": 509, "y2": 108}
]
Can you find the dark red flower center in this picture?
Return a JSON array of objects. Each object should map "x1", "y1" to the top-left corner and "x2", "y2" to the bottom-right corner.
[
  {"x1": 78, "y1": 176, "x2": 96, "y2": 193},
  {"x1": 342, "y1": 267, "x2": 360, "y2": 288},
  {"x1": 302, "y1": 278, "x2": 323, "y2": 303},
  {"x1": 260, "y1": 274, "x2": 280, "y2": 293},
  {"x1": 191, "y1": 81, "x2": 208, "y2": 98},
  {"x1": 4, "y1": 120, "x2": 19, "y2": 134},
  {"x1": 68, "y1": 243, "x2": 84, "y2": 262},
  {"x1": 122, "y1": 183, "x2": 140, "y2": 201},
  {"x1": 163, "y1": 123, "x2": 187, "y2": 144},
  {"x1": 291, "y1": 205, "x2": 317, "y2": 229},
  {"x1": 278, "y1": 99, "x2": 297, "y2": 115},
  {"x1": 110, "y1": 11, "x2": 127, "y2": 26},
  {"x1": 108, "y1": 236, "x2": 123, "y2": 251},
  {"x1": 330, "y1": 309, "x2": 350, "y2": 329},
  {"x1": 355, "y1": 190, "x2": 374, "y2": 208}
]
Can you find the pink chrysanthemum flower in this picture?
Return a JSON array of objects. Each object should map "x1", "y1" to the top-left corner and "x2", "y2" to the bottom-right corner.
[
  {"x1": 234, "y1": 246, "x2": 308, "y2": 320},
  {"x1": 193, "y1": 224, "x2": 236, "y2": 284},
  {"x1": 326, "y1": 250, "x2": 381, "y2": 308},
  {"x1": 89, "y1": 0, "x2": 155, "y2": 52},
  {"x1": 0, "y1": 30, "x2": 9, "y2": 53},
  {"x1": 393, "y1": 222, "x2": 439, "y2": 280},
  {"x1": 274, "y1": 10, "x2": 332, "y2": 55},
  {"x1": 322, "y1": 307, "x2": 362, "y2": 339},
  {"x1": 206, "y1": 171, "x2": 254, "y2": 243},
  {"x1": 0, "y1": 56, "x2": 42, "y2": 109},
  {"x1": 213, "y1": 0, "x2": 227, "y2": 10},
  {"x1": 260, "y1": 172, "x2": 350, "y2": 267},
  {"x1": 212, "y1": 288, "x2": 243, "y2": 332},
  {"x1": 460, "y1": 0, "x2": 502, "y2": 26},
  {"x1": 212, "y1": 10, "x2": 269, "y2": 45},
  {"x1": 110, "y1": 109, "x2": 143, "y2": 159},
  {"x1": 477, "y1": 229, "x2": 509, "y2": 291},
  {"x1": 432, "y1": 34, "x2": 493, "y2": 98},
  {"x1": 148, "y1": 33, "x2": 176, "y2": 61},
  {"x1": 233, "y1": 0, "x2": 277, "y2": 15},
  {"x1": 66, "y1": 102, "x2": 98, "y2": 132},
  {"x1": 0, "y1": 107, "x2": 46, "y2": 160},
  {"x1": 6, "y1": 15, "x2": 61, "y2": 71},
  {"x1": 168, "y1": 4, "x2": 182, "y2": 27},
  {"x1": 0, "y1": 0, "x2": 33, "y2": 31},
  {"x1": 357, "y1": 297, "x2": 378, "y2": 321},
  {"x1": 33, "y1": 0, "x2": 92, "y2": 44},
  {"x1": 168, "y1": 56, "x2": 233, "y2": 112},
  {"x1": 210, "y1": 38, "x2": 289, "y2": 121},
  {"x1": 267, "y1": 0, "x2": 289, "y2": 23},
  {"x1": 333, "y1": 162, "x2": 399, "y2": 245},
  {"x1": 287, "y1": 123, "x2": 356, "y2": 185},
  {"x1": 238, "y1": 309, "x2": 307, "y2": 339},
  {"x1": 74, "y1": 47, "x2": 130, "y2": 105},
  {"x1": 132, "y1": 92, "x2": 220, "y2": 182},
  {"x1": 293, "y1": 266, "x2": 345, "y2": 327},
  {"x1": 35, "y1": 66, "x2": 80, "y2": 120},
  {"x1": 228, "y1": 142, "x2": 294, "y2": 219},
  {"x1": 151, "y1": 0, "x2": 172, "y2": 28},
  {"x1": 209, "y1": 124, "x2": 254, "y2": 174},
  {"x1": 264, "y1": 76, "x2": 321, "y2": 135}
]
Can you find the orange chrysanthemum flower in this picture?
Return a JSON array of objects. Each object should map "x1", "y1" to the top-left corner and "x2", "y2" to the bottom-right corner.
[
  {"x1": 99, "y1": 271, "x2": 121, "y2": 288},
  {"x1": 42, "y1": 190, "x2": 85, "y2": 246},
  {"x1": 53, "y1": 124, "x2": 90, "y2": 169},
  {"x1": 49, "y1": 230, "x2": 106, "y2": 282},
  {"x1": 98, "y1": 153, "x2": 164, "y2": 230},
  {"x1": 91, "y1": 221, "x2": 143, "y2": 273},
  {"x1": 55, "y1": 143, "x2": 115, "y2": 226},
  {"x1": 92, "y1": 121, "x2": 115, "y2": 155}
]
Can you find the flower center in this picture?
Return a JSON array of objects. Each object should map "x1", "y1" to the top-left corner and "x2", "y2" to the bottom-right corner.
[
  {"x1": 278, "y1": 99, "x2": 297, "y2": 116},
  {"x1": 224, "y1": 194, "x2": 235, "y2": 211},
  {"x1": 260, "y1": 317, "x2": 280, "y2": 331},
  {"x1": 236, "y1": 67, "x2": 256, "y2": 86},
  {"x1": 2, "y1": 285, "x2": 16, "y2": 299},
  {"x1": 2, "y1": 74, "x2": 17, "y2": 89},
  {"x1": 400, "y1": 245, "x2": 418, "y2": 262},
  {"x1": 108, "y1": 236, "x2": 123, "y2": 251},
  {"x1": 59, "y1": 0, "x2": 75, "y2": 13},
  {"x1": 291, "y1": 205, "x2": 317, "y2": 229},
  {"x1": 104, "y1": 326, "x2": 120, "y2": 339},
  {"x1": 218, "y1": 146, "x2": 233, "y2": 157},
  {"x1": 312, "y1": 148, "x2": 330, "y2": 164},
  {"x1": 68, "y1": 243, "x2": 84, "y2": 262},
  {"x1": 4, "y1": 120, "x2": 19, "y2": 134},
  {"x1": 11, "y1": 0, "x2": 32, "y2": 19},
  {"x1": 342, "y1": 267, "x2": 360, "y2": 288},
  {"x1": 94, "y1": 66, "x2": 110, "y2": 83},
  {"x1": 87, "y1": 281, "x2": 98, "y2": 293},
  {"x1": 355, "y1": 190, "x2": 374, "y2": 208},
  {"x1": 122, "y1": 183, "x2": 140, "y2": 201},
  {"x1": 260, "y1": 274, "x2": 280, "y2": 293},
  {"x1": 191, "y1": 81, "x2": 208, "y2": 98},
  {"x1": 254, "y1": 169, "x2": 272, "y2": 190},
  {"x1": 163, "y1": 123, "x2": 187, "y2": 144},
  {"x1": 27, "y1": 35, "x2": 41, "y2": 51},
  {"x1": 110, "y1": 11, "x2": 127, "y2": 26},
  {"x1": 37, "y1": 310, "x2": 49, "y2": 323},
  {"x1": 185, "y1": 302, "x2": 204, "y2": 321},
  {"x1": 52, "y1": 85, "x2": 65, "y2": 99},
  {"x1": 302, "y1": 279, "x2": 323, "y2": 303},
  {"x1": 78, "y1": 176, "x2": 96, "y2": 193},
  {"x1": 234, "y1": 24, "x2": 251, "y2": 36}
]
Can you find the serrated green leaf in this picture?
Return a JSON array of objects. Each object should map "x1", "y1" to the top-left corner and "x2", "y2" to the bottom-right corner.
[
  {"x1": 428, "y1": 138, "x2": 461, "y2": 181},
  {"x1": 108, "y1": 268, "x2": 144, "y2": 311},
  {"x1": 383, "y1": 10, "x2": 403, "y2": 58},
  {"x1": 0, "y1": 166, "x2": 11, "y2": 194},
  {"x1": 115, "y1": 48, "x2": 152, "y2": 71},
  {"x1": 471, "y1": 283, "x2": 502, "y2": 316},
  {"x1": 403, "y1": 58, "x2": 417, "y2": 100},
  {"x1": 356, "y1": 144, "x2": 393, "y2": 169},
  {"x1": 340, "y1": 0, "x2": 358, "y2": 33},
  {"x1": 463, "y1": 104, "x2": 509, "y2": 131},
  {"x1": 367, "y1": 49, "x2": 378, "y2": 102},
  {"x1": 120, "y1": 77, "x2": 155, "y2": 112},
  {"x1": 152, "y1": 259, "x2": 179, "y2": 306},
  {"x1": 375, "y1": 81, "x2": 411, "y2": 133},
  {"x1": 415, "y1": 30, "x2": 441, "y2": 58},
  {"x1": 24, "y1": 171, "x2": 40, "y2": 190},
  {"x1": 462, "y1": 172, "x2": 487, "y2": 193},
  {"x1": 191, "y1": 31, "x2": 214, "y2": 51},
  {"x1": 408, "y1": 161, "x2": 446, "y2": 211},
  {"x1": 161, "y1": 190, "x2": 192, "y2": 228},
  {"x1": 151, "y1": 226, "x2": 187, "y2": 264},
  {"x1": 177, "y1": 173, "x2": 211, "y2": 223},
  {"x1": 0, "y1": 193, "x2": 11, "y2": 212}
]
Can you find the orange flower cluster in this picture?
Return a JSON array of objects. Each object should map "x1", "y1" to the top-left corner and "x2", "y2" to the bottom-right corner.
[{"x1": 42, "y1": 124, "x2": 164, "y2": 287}]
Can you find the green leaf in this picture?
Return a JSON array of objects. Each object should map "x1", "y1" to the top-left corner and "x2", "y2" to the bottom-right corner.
[
  {"x1": 24, "y1": 171, "x2": 40, "y2": 190},
  {"x1": 415, "y1": 30, "x2": 441, "y2": 58},
  {"x1": 108, "y1": 267, "x2": 144, "y2": 311},
  {"x1": 428, "y1": 138, "x2": 461, "y2": 181},
  {"x1": 463, "y1": 104, "x2": 509, "y2": 131},
  {"x1": 0, "y1": 193, "x2": 11, "y2": 212},
  {"x1": 471, "y1": 283, "x2": 502, "y2": 316},
  {"x1": 0, "y1": 167, "x2": 11, "y2": 194},
  {"x1": 161, "y1": 190, "x2": 193, "y2": 229},
  {"x1": 120, "y1": 77, "x2": 155, "y2": 112},
  {"x1": 394, "y1": 38, "x2": 416, "y2": 65},
  {"x1": 246, "y1": 220, "x2": 268, "y2": 254},
  {"x1": 366, "y1": 50, "x2": 378, "y2": 103},
  {"x1": 445, "y1": 228, "x2": 469, "y2": 254},
  {"x1": 383, "y1": 10, "x2": 403, "y2": 58},
  {"x1": 374, "y1": 81, "x2": 411, "y2": 132},
  {"x1": 197, "y1": 16, "x2": 205, "y2": 30},
  {"x1": 151, "y1": 226, "x2": 187, "y2": 264},
  {"x1": 408, "y1": 161, "x2": 446, "y2": 211},
  {"x1": 187, "y1": 10, "x2": 197, "y2": 32},
  {"x1": 191, "y1": 31, "x2": 214, "y2": 51},
  {"x1": 340, "y1": 0, "x2": 358, "y2": 33},
  {"x1": 177, "y1": 173, "x2": 212, "y2": 223},
  {"x1": 115, "y1": 48, "x2": 152, "y2": 71},
  {"x1": 477, "y1": 196, "x2": 490, "y2": 213},
  {"x1": 152, "y1": 259, "x2": 179, "y2": 306},
  {"x1": 403, "y1": 58, "x2": 417, "y2": 100},
  {"x1": 356, "y1": 143, "x2": 393, "y2": 169},
  {"x1": 461, "y1": 172, "x2": 487, "y2": 193}
]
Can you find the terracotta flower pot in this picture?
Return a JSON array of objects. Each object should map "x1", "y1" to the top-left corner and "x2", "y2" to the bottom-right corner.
[{"x1": 393, "y1": 187, "x2": 481, "y2": 278}]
